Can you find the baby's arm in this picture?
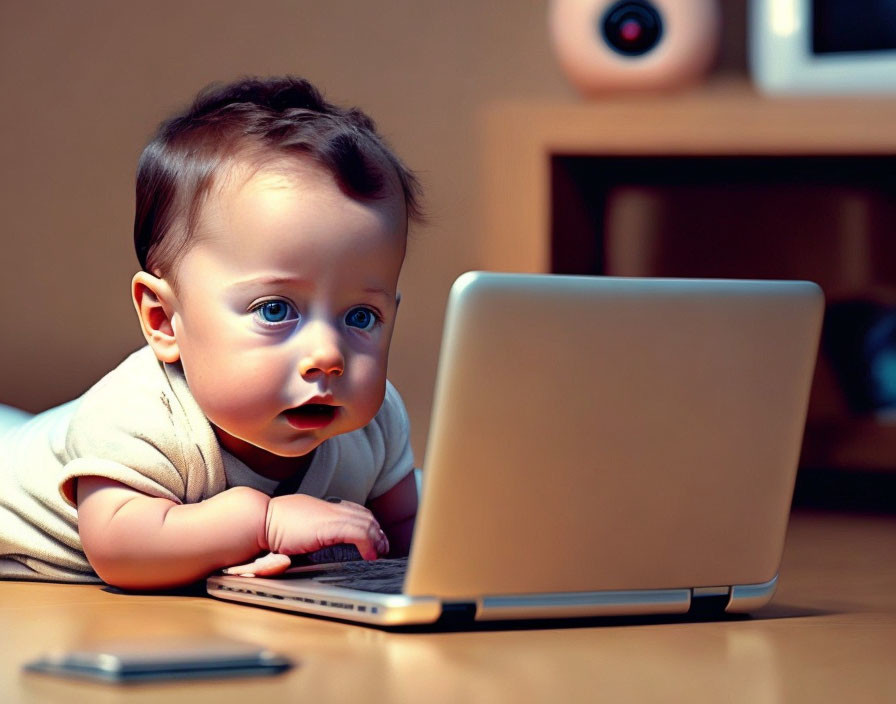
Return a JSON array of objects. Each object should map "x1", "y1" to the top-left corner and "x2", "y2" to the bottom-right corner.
[
  {"x1": 77, "y1": 476, "x2": 388, "y2": 589},
  {"x1": 77, "y1": 477, "x2": 267, "y2": 589}
]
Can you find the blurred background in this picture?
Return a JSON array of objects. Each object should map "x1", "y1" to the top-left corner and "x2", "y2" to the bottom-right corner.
[{"x1": 0, "y1": 1, "x2": 893, "y2": 509}]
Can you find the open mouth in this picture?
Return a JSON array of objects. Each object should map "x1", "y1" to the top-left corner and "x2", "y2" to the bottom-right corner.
[{"x1": 284, "y1": 403, "x2": 338, "y2": 430}]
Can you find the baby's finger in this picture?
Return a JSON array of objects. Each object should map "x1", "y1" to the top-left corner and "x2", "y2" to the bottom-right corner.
[
  {"x1": 222, "y1": 552, "x2": 292, "y2": 577},
  {"x1": 324, "y1": 520, "x2": 387, "y2": 561},
  {"x1": 378, "y1": 529, "x2": 390, "y2": 557},
  {"x1": 351, "y1": 525, "x2": 389, "y2": 560}
]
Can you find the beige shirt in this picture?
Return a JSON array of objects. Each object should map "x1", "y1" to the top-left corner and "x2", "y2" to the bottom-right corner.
[{"x1": 0, "y1": 346, "x2": 414, "y2": 582}]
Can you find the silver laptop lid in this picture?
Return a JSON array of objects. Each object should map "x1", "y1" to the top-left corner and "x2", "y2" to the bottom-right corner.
[{"x1": 406, "y1": 273, "x2": 823, "y2": 599}]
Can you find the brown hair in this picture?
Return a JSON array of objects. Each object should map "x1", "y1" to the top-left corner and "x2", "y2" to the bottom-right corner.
[{"x1": 133, "y1": 76, "x2": 422, "y2": 278}]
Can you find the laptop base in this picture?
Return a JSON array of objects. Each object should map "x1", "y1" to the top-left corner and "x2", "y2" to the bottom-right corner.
[{"x1": 207, "y1": 573, "x2": 778, "y2": 627}]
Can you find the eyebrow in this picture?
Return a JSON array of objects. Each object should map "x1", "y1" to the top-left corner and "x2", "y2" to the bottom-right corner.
[
  {"x1": 228, "y1": 275, "x2": 312, "y2": 291},
  {"x1": 228, "y1": 275, "x2": 394, "y2": 300}
]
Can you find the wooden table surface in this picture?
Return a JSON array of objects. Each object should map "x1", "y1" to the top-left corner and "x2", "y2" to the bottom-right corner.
[{"x1": 2, "y1": 509, "x2": 894, "y2": 704}]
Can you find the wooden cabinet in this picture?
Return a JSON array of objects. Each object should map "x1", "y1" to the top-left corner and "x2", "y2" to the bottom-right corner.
[{"x1": 480, "y1": 79, "x2": 896, "y2": 472}]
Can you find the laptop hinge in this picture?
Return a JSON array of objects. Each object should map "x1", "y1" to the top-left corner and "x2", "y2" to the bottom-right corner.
[
  {"x1": 688, "y1": 586, "x2": 731, "y2": 616},
  {"x1": 436, "y1": 602, "x2": 477, "y2": 627}
]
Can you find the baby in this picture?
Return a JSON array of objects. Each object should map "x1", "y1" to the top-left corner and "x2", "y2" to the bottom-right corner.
[{"x1": 0, "y1": 76, "x2": 422, "y2": 589}]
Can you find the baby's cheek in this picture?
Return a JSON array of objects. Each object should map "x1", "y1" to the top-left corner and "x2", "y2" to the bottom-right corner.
[
  {"x1": 195, "y1": 362, "x2": 284, "y2": 420},
  {"x1": 348, "y1": 363, "x2": 389, "y2": 422}
]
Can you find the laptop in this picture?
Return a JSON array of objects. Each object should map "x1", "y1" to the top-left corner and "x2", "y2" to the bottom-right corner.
[{"x1": 207, "y1": 272, "x2": 824, "y2": 626}]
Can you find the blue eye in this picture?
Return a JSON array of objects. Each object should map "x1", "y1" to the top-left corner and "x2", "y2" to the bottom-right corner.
[
  {"x1": 254, "y1": 300, "x2": 297, "y2": 325},
  {"x1": 345, "y1": 307, "x2": 377, "y2": 330}
]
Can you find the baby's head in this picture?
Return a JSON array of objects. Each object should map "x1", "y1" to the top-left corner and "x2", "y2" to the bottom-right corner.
[
  {"x1": 131, "y1": 76, "x2": 421, "y2": 470},
  {"x1": 134, "y1": 75, "x2": 421, "y2": 286}
]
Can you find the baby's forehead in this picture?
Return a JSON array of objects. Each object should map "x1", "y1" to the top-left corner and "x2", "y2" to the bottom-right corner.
[
  {"x1": 214, "y1": 154, "x2": 327, "y2": 198},
  {"x1": 209, "y1": 153, "x2": 405, "y2": 217},
  {"x1": 188, "y1": 154, "x2": 407, "y2": 255}
]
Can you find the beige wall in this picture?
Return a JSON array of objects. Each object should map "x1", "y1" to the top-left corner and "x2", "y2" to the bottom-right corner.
[{"x1": 0, "y1": 1, "x2": 747, "y2": 463}]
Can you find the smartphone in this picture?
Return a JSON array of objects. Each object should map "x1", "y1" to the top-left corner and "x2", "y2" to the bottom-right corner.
[{"x1": 23, "y1": 637, "x2": 292, "y2": 683}]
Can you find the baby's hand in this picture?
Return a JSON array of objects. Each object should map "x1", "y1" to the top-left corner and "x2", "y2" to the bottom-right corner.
[{"x1": 265, "y1": 494, "x2": 388, "y2": 562}]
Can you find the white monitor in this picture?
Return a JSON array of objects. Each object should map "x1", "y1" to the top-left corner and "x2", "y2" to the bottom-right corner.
[{"x1": 750, "y1": 0, "x2": 896, "y2": 95}]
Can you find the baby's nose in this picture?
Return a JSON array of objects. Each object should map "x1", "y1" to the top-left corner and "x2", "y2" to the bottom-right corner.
[{"x1": 298, "y1": 323, "x2": 345, "y2": 379}]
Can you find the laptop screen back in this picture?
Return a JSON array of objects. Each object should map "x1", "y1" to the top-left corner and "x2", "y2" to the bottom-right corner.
[{"x1": 406, "y1": 273, "x2": 823, "y2": 599}]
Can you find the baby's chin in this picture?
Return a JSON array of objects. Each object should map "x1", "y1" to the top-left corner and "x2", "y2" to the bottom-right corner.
[
  {"x1": 245, "y1": 424, "x2": 367, "y2": 458},
  {"x1": 211, "y1": 422, "x2": 319, "y2": 462}
]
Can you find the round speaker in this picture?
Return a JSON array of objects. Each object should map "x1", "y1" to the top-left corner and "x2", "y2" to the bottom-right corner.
[{"x1": 548, "y1": 0, "x2": 721, "y2": 95}]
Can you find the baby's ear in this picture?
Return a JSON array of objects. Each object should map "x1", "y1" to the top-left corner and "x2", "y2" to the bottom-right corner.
[{"x1": 132, "y1": 271, "x2": 180, "y2": 364}]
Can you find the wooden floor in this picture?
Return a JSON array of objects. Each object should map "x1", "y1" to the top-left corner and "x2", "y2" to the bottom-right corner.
[{"x1": 3, "y1": 509, "x2": 895, "y2": 704}]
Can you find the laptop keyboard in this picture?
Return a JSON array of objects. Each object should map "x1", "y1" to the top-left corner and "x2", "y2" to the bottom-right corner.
[{"x1": 303, "y1": 558, "x2": 408, "y2": 595}]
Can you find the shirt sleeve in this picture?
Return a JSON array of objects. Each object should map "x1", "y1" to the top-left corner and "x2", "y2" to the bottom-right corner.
[
  {"x1": 367, "y1": 381, "x2": 416, "y2": 499},
  {"x1": 56, "y1": 366, "x2": 214, "y2": 507}
]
